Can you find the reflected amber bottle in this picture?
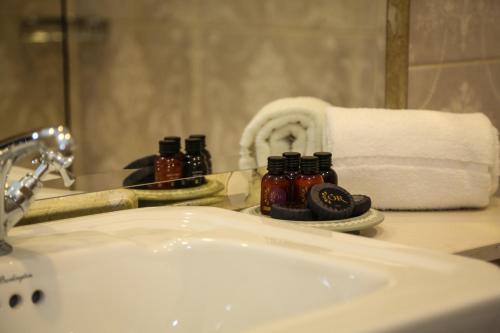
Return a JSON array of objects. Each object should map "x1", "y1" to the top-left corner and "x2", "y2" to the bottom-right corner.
[
  {"x1": 314, "y1": 152, "x2": 338, "y2": 185},
  {"x1": 182, "y1": 138, "x2": 206, "y2": 187},
  {"x1": 260, "y1": 156, "x2": 290, "y2": 215},
  {"x1": 155, "y1": 140, "x2": 183, "y2": 189},
  {"x1": 189, "y1": 134, "x2": 212, "y2": 174},
  {"x1": 293, "y1": 156, "x2": 324, "y2": 208}
]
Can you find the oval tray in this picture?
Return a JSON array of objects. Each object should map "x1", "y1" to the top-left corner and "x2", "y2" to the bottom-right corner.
[
  {"x1": 240, "y1": 205, "x2": 384, "y2": 232},
  {"x1": 131, "y1": 179, "x2": 224, "y2": 202}
]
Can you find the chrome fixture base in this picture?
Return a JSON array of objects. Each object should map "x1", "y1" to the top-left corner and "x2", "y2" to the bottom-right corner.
[
  {"x1": 0, "y1": 240, "x2": 12, "y2": 256},
  {"x1": 0, "y1": 126, "x2": 75, "y2": 255}
]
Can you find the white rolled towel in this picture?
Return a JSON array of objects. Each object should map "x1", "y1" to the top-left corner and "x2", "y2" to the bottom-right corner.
[
  {"x1": 324, "y1": 106, "x2": 499, "y2": 210},
  {"x1": 239, "y1": 97, "x2": 331, "y2": 169}
]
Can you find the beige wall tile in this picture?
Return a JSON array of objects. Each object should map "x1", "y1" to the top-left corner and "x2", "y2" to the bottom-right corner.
[
  {"x1": 201, "y1": 0, "x2": 386, "y2": 30},
  {"x1": 73, "y1": 0, "x2": 196, "y2": 24},
  {"x1": 0, "y1": 0, "x2": 61, "y2": 18},
  {"x1": 0, "y1": 3, "x2": 65, "y2": 140},
  {"x1": 408, "y1": 62, "x2": 500, "y2": 128},
  {"x1": 410, "y1": 0, "x2": 500, "y2": 65},
  {"x1": 264, "y1": 0, "x2": 386, "y2": 30},
  {"x1": 201, "y1": 0, "x2": 266, "y2": 26},
  {"x1": 73, "y1": 22, "x2": 193, "y2": 174}
]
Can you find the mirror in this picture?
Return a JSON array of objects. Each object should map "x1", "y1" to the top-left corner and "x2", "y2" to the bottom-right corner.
[{"x1": 1, "y1": 0, "x2": 387, "y2": 198}]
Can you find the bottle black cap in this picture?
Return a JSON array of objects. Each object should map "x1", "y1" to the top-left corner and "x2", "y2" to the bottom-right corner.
[
  {"x1": 300, "y1": 156, "x2": 319, "y2": 174},
  {"x1": 189, "y1": 134, "x2": 206, "y2": 148},
  {"x1": 314, "y1": 152, "x2": 332, "y2": 170},
  {"x1": 185, "y1": 138, "x2": 202, "y2": 154},
  {"x1": 159, "y1": 139, "x2": 179, "y2": 155},
  {"x1": 164, "y1": 136, "x2": 181, "y2": 142},
  {"x1": 282, "y1": 152, "x2": 300, "y2": 171},
  {"x1": 267, "y1": 156, "x2": 285, "y2": 174}
]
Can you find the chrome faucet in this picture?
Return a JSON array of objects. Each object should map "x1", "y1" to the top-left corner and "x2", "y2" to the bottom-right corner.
[{"x1": 0, "y1": 126, "x2": 75, "y2": 255}]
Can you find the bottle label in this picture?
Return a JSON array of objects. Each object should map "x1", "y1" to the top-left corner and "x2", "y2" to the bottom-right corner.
[
  {"x1": 262, "y1": 186, "x2": 288, "y2": 212},
  {"x1": 269, "y1": 187, "x2": 287, "y2": 204}
]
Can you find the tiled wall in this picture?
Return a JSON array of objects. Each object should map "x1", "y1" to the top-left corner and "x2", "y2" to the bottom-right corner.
[
  {"x1": 408, "y1": 0, "x2": 500, "y2": 131},
  {"x1": 0, "y1": 0, "x2": 65, "y2": 139},
  {"x1": 69, "y1": 0, "x2": 387, "y2": 175}
]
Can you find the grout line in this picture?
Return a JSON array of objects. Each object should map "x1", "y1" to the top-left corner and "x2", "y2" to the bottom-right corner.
[
  {"x1": 410, "y1": 57, "x2": 500, "y2": 70},
  {"x1": 385, "y1": 0, "x2": 410, "y2": 109},
  {"x1": 60, "y1": 0, "x2": 71, "y2": 128}
]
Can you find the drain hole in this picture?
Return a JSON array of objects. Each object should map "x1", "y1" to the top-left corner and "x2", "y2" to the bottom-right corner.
[
  {"x1": 9, "y1": 294, "x2": 22, "y2": 308},
  {"x1": 32, "y1": 290, "x2": 44, "y2": 304}
]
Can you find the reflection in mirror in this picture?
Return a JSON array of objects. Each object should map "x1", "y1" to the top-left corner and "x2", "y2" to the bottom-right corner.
[
  {"x1": 20, "y1": 167, "x2": 263, "y2": 226},
  {"x1": 1, "y1": 0, "x2": 388, "y2": 205},
  {"x1": 67, "y1": 0, "x2": 387, "y2": 176},
  {"x1": 42, "y1": 167, "x2": 264, "y2": 209}
]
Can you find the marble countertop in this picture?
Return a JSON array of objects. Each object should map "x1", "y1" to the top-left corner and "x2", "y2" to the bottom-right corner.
[{"x1": 361, "y1": 197, "x2": 500, "y2": 261}]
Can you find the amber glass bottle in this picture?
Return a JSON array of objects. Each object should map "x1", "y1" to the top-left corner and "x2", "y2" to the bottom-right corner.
[
  {"x1": 182, "y1": 138, "x2": 206, "y2": 187},
  {"x1": 314, "y1": 152, "x2": 338, "y2": 185},
  {"x1": 293, "y1": 156, "x2": 324, "y2": 207},
  {"x1": 282, "y1": 152, "x2": 301, "y2": 201},
  {"x1": 164, "y1": 136, "x2": 185, "y2": 162},
  {"x1": 260, "y1": 156, "x2": 290, "y2": 215},
  {"x1": 189, "y1": 134, "x2": 212, "y2": 174},
  {"x1": 154, "y1": 140, "x2": 183, "y2": 189}
]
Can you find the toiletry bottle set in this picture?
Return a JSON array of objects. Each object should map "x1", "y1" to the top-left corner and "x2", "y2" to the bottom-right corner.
[
  {"x1": 155, "y1": 135, "x2": 211, "y2": 188},
  {"x1": 260, "y1": 152, "x2": 338, "y2": 214}
]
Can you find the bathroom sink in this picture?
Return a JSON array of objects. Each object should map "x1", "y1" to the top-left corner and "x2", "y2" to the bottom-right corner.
[{"x1": 1, "y1": 207, "x2": 500, "y2": 332}]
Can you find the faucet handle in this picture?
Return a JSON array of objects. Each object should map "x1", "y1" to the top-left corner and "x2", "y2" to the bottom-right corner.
[
  {"x1": 56, "y1": 167, "x2": 75, "y2": 187},
  {"x1": 41, "y1": 150, "x2": 75, "y2": 187}
]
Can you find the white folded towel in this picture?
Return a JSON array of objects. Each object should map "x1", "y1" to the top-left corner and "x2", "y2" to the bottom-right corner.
[
  {"x1": 239, "y1": 97, "x2": 331, "y2": 169},
  {"x1": 324, "y1": 106, "x2": 499, "y2": 210}
]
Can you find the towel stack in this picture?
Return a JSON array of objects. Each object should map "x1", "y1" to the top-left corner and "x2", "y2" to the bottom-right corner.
[
  {"x1": 239, "y1": 97, "x2": 499, "y2": 210},
  {"x1": 324, "y1": 107, "x2": 499, "y2": 209}
]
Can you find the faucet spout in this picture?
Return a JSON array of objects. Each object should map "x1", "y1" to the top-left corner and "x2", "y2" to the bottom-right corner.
[{"x1": 0, "y1": 126, "x2": 75, "y2": 255}]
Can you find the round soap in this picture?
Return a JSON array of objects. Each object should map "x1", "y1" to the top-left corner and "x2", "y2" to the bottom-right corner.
[
  {"x1": 352, "y1": 194, "x2": 372, "y2": 217},
  {"x1": 270, "y1": 204, "x2": 314, "y2": 221},
  {"x1": 307, "y1": 184, "x2": 354, "y2": 220}
]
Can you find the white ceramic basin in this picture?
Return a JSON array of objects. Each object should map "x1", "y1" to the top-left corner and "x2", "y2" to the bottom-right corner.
[{"x1": 1, "y1": 207, "x2": 500, "y2": 333}]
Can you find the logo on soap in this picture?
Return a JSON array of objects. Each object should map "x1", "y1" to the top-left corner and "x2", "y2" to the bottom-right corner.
[
  {"x1": 0, "y1": 273, "x2": 33, "y2": 285},
  {"x1": 321, "y1": 190, "x2": 349, "y2": 206}
]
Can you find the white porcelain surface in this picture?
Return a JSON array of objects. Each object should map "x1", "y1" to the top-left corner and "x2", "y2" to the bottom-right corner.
[{"x1": 1, "y1": 206, "x2": 500, "y2": 332}]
